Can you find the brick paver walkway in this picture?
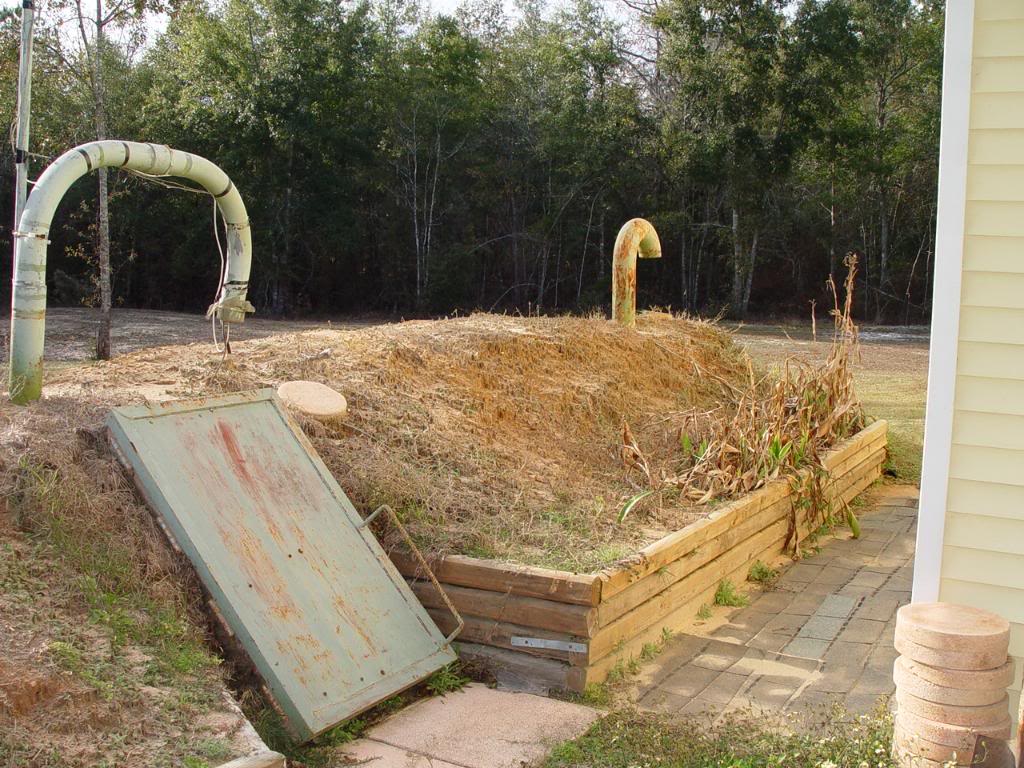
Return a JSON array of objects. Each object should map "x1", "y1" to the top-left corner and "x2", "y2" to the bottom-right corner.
[{"x1": 632, "y1": 485, "x2": 918, "y2": 718}]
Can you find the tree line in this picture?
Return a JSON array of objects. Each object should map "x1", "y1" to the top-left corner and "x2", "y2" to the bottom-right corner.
[{"x1": 0, "y1": 0, "x2": 943, "y2": 328}]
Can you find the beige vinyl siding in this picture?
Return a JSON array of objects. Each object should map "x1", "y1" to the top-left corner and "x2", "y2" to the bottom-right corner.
[
  {"x1": 937, "y1": 4, "x2": 1024, "y2": 727},
  {"x1": 956, "y1": 341, "x2": 1024, "y2": 379}
]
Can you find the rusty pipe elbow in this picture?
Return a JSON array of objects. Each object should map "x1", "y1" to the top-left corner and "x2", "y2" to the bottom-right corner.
[{"x1": 612, "y1": 218, "x2": 661, "y2": 327}]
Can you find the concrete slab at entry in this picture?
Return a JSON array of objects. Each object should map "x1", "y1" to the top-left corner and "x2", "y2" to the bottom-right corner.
[{"x1": 342, "y1": 684, "x2": 602, "y2": 768}]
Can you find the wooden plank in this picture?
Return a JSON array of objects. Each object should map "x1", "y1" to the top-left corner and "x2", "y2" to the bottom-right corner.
[
  {"x1": 826, "y1": 447, "x2": 886, "y2": 504},
  {"x1": 407, "y1": 579, "x2": 597, "y2": 637},
  {"x1": 599, "y1": 422, "x2": 886, "y2": 600},
  {"x1": 595, "y1": 462, "x2": 877, "y2": 673},
  {"x1": 821, "y1": 440, "x2": 887, "y2": 496},
  {"x1": 821, "y1": 420, "x2": 888, "y2": 472},
  {"x1": 582, "y1": 525, "x2": 788, "y2": 687},
  {"x1": 581, "y1": 467, "x2": 874, "y2": 689},
  {"x1": 824, "y1": 427, "x2": 887, "y2": 476},
  {"x1": 426, "y1": 608, "x2": 589, "y2": 665},
  {"x1": 589, "y1": 515, "x2": 791, "y2": 661},
  {"x1": 390, "y1": 551, "x2": 600, "y2": 606},
  {"x1": 597, "y1": 491, "x2": 793, "y2": 626},
  {"x1": 598, "y1": 422, "x2": 884, "y2": 606},
  {"x1": 590, "y1": 444, "x2": 885, "y2": 664},
  {"x1": 833, "y1": 455, "x2": 883, "y2": 509},
  {"x1": 598, "y1": 482, "x2": 790, "y2": 600},
  {"x1": 454, "y1": 641, "x2": 573, "y2": 693}
]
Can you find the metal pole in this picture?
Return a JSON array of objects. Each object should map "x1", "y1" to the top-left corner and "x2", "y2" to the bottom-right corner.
[
  {"x1": 13, "y1": 0, "x2": 35, "y2": 227},
  {"x1": 612, "y1": 218, "x2": 662, "y2": 327},
  {"x1": 10, "y1": 141, "x2": 255, "y2": 403}
]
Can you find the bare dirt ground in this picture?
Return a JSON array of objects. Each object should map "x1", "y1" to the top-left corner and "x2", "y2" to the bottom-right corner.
[{"x1": 7, "y1": 306, "x2": 371, "y2": 362}]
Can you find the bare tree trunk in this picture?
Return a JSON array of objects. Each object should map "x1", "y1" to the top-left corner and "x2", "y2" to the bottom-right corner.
[
  {"x1": 876, "y1": 190, "x2": 890, "y2": 323},
  {"x1": 535, "y1": 244, "x2": 548, "y2": 309},
  {"x1": 828, "y1": 167, "x2": 837, "y2": 280},
  {"x1": 577, "y1": 194, "x2": 597, "y2": 305},
  {"x1": 680, "y1": 229, "x2": 687, "y2": 310},
  {"x1": 742, "y1": 229, "x2": 758, "y2": 315},
  {"x1": 93, "y1": 0, "x2": 112, "y2": 359},
  {"x1": 274, "y1": 144, "x2": 293, "y2": 315},
  {"x1": 731, "y1": 208, "x2": 744, "y2": 316}
]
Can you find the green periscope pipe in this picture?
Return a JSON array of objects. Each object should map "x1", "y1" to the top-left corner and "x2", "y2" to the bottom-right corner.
[
  {"x1": 611, "y1": 218, "x2": 661, "y2": 327},
  {"x1": 9, "y1": 141, "x2": 254, "y2": 403}
]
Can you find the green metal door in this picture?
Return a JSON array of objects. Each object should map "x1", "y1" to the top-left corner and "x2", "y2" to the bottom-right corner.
[{"x1": 107, "y1": 390, "x2": 456, "y2": 740}]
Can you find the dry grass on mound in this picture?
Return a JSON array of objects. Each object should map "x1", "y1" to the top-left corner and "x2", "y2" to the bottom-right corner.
[
  {"x1": 14, "y1": 311, "x2": 746, "y2": 571},
  {"x1": 6, "y1": 263, "x2": 864, "y2": 575}
]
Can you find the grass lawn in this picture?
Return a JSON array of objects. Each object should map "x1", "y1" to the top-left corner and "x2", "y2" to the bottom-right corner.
[{"x1": 544, "y1": 708, "x2": 898, "y2": 768}]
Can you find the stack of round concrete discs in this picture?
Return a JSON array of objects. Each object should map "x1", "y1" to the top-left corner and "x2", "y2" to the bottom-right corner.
[{"x1": 893, "y1": 602, "x2": 1013, "y2": 766}]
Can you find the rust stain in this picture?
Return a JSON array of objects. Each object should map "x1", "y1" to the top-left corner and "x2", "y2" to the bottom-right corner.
[
  {"x1": 217, "y1": 420, "x2": 253, "y2": 485},
  {"x1": 334, "y1": 596, "x2": 377, "y2": 655}
]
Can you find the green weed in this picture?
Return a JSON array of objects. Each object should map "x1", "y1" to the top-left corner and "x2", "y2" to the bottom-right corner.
[
  {"x1": 747, "y1": 560, "x2": 778, "y2": 586},
  {"x1": 426, "y1": 662, "x2": 471, "y2": 696},
  {"x1": 713, "y1": 579, "x2": 749, "y2": 608}
]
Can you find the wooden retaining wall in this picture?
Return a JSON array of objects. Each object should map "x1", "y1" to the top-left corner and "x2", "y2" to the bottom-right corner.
[{"x1": 390, "y1": 420, "x2": 888, "y2": 693}]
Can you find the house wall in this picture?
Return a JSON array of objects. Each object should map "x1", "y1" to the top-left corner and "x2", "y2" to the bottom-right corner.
[{"x1": 929, "y1": 0, "x2": 1024, "y2": 726}]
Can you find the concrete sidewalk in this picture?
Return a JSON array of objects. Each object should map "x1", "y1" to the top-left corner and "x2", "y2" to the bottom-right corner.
[
  {"x1": 631, "y1": 485, "x2": 918, "y2": 718},
  {"x1": 340, "y1": 684, "x2": 601, "y2": 767}
]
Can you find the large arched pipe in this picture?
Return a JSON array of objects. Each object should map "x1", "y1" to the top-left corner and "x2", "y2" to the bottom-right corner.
[
  {"x1": 612, "y1": 218, "x2": 661, "y2": 327},
  {"x1": 9, "y1": 141, "x2": 254, "y2": 403}
]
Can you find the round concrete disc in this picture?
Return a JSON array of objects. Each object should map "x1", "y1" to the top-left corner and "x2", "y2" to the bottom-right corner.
[
  {"x1": 896, "y1": 688, "x2": 1009, "y2": 727},
  {"x1": 893, "y1": 723, "x2": 972, "y2": 766},
  {"x1": 895, "y1": 655, "x2": 1013, "y2": 694},
  {"x1": 895, "y1": 634, "x2": 1008, "y2": 671},
  {"x1": 894, "y1": 657, "x2": 1010, "y2": 706},
  {"x1": 896, "y1": 603, "x2": 1009, "y2": 654},
  {"x1": 897, "y1": 708, "x2": 1011, "y2": 750},
  {"x1": 277, "y1": 380, "x2": 348, "y2": 421}
]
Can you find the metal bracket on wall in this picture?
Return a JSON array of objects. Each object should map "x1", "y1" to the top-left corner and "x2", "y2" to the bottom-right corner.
[{"x1": 510, "y1": 637, "x2": 587, "y2": 654}]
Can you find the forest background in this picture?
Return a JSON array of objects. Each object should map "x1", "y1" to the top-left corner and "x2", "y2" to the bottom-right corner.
[{"x1": 0, "y1": 0, "x2": 943, "y2": 326}]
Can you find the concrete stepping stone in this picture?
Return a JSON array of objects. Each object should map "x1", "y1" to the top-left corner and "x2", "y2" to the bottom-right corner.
[
  {"x1": 894, "y1": 656, "x2": 1012, "y2": 706},
  {"x1": 894, "y1": 722, "x2": 977, "y2": 765},
  {"x1": 897, "y1": 708, "x2": 1011, "y2": 751},
  {"x1": 341, "y1": 740, "x2": 463, "y2": 767},
  {"x1": 277, "y1": 380, "x2": 348, "y2": 422},
  {"x1": 895, "y1": 635, "x2": 1009, "y2": 672},
  {"x1": 896, "y1": 688, "x2": 1010, "y2": 727},
  {"x1": 340, "y1": 684, "x2": 601, "y2": 768},
  {"x1": 896, "y1": 603, "x2": 1010, "y2": 655}
]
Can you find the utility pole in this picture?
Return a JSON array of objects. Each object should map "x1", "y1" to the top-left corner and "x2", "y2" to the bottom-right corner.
[{"x1": 13, "y1": 0, "x2": 35, "y2": 230}]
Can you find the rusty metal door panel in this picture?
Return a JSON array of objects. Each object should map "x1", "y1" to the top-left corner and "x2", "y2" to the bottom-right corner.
[{"x1": 107, "y1": 389, "x2": 455, "y2": 740}]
